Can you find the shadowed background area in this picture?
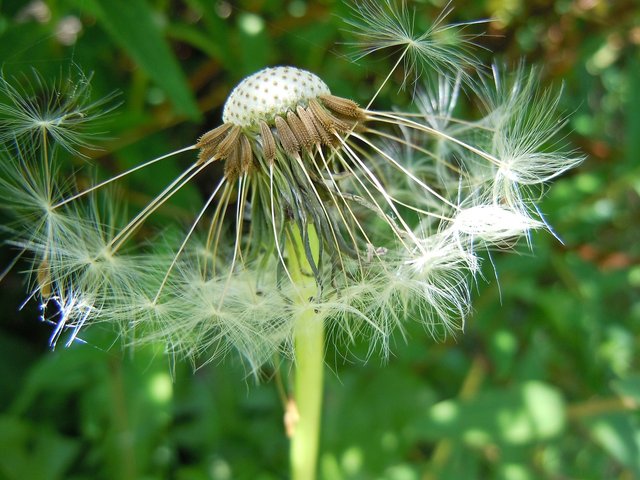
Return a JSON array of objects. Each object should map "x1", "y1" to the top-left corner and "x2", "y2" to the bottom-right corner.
[{"x1": 0, "y1": 0, "x2": 638, "y2": 479}]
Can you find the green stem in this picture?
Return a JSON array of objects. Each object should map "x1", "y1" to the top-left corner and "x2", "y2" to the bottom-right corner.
[
  {"x1": 108, "y1": 357, "x2": 137, "y2": 480},
  {"x1": 287, "y1": 225, "x2": 324, "y2": 480}
]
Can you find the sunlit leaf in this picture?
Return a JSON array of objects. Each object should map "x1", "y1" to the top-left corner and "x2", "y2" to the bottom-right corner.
[{"x1": 88, "y1": 0, "x2": 201, "y2": 119}]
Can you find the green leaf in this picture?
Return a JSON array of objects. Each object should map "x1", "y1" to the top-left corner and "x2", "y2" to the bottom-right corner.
[
  {"x1": 612, "y1": 375, "x2": 640, "y2": 403},
  {"x1": 627, "y1": 56, "x2": 640, "y2": 165},
  {"x1": 0, "y1": 416, "x2": 80, "y2": 480},
  {"x1": 236, "y1": 13, "x2": 272, "y2": 76},
  {"x1": 89, "y1": 0, "x2": 200, "y2": 120},
  {"x1": 587, "y1": 414, "x2": 640, "y2": 475},
  {"x1": 183, "y1": 0, "x2": 235, "y2": 67},
  {"x1": 166, "y1": 23, "x2": 222, "y2": 60},
  {"x1": 408, "y1": 381, "x2": 566, "y2": 446}
]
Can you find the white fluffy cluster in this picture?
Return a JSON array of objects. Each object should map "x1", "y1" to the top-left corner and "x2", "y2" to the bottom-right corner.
[{"x1": 0, "y1": 2, "x2": 582, "y2": 371}]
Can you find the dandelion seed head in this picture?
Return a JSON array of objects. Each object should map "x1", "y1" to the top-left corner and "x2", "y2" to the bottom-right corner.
[
  {"x1": 0, "y1": 2, "x2": 583, "y2": 369},
  {"x1": 222, "y1": 66, "x2": 330, "y2": 127},
  {"x1": 197, "y1": 66, "x2": 364, "y2": 182}
]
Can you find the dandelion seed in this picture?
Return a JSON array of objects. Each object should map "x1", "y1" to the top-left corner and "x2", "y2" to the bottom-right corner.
[
  {"x1": 0, "y1": 69, "x2": 117, "y2": 155},
  {"x1": 451, "y1": 204, "x2": 543, "y2": 245},
  {"x1": 344, "y1": 0, "x2": 486, "y2": 88},
  {"x1": 478, "y1": 65, "x2": 584, "y2": 211}
]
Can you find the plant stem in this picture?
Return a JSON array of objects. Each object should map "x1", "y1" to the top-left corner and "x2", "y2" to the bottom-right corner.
[
  {"x1": 288, "y1": 225, "x2": 324, "y2": 480},
  {"x1": 108, "y1": 357, "x2": 137, "y2": 480}
]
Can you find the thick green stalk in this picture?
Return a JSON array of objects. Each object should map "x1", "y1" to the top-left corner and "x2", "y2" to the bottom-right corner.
[{"x1": 288, "y1": 225, "x2": 324, "y2": 480}]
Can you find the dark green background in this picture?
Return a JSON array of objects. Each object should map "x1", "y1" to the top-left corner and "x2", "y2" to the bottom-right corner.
[{"x1": 0, "y1": 0, "x2": 638, "y2": 478}]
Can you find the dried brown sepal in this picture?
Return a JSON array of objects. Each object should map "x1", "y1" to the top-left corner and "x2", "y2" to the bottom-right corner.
[
  {"x1": 312, "y1": 114, "x2": 336, "y2": 146},
  {"x1": 287, "y1": 111, "x2": 313, "y2": 150},
  {"x1": 296, "y1": 105, "x2": 320, "y2": 145},
  {"x1": 319, "y1": 95, "x2": 365, "y2": 120},
  {"x1": 199, "y1": 145, "x2": 219, "y2": 164},
  {"x1": 306, "y1": 105, "x2": 337, "y2": 146},
  {"x1": 308, "y1": 98, "x2": 351, "y2": 134},
  {"x1": 216, "y1": 125, "x2": 242, "y2": 159},
  {"x1": 197, "y1": 123, "x2": 233, "y2": 148},
  {"x1": 197, "y1": 123, "x2": 234, "y2": 163},
  {"x1": 260, "y1": 120, "x2": 276, "y2": 164},
  {"x1": 275, "y1": 115, "x2": 300, "y2": 155},
  {"x1": 224, "y1": 141, "x2": 241, "y2": 180},
  {"x1": 238, "y1": 134, "x2": 253, "y2": 174}
]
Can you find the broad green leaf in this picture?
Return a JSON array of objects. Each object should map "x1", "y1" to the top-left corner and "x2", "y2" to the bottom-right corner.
[
  {"x1": 0, "y1": 416, "x2": 79, "y2": 480},
  {"x1": 166, "y1": 23, "x2": 222, "y2": 60},
  {"x1": 88, "y1": 0, "x2": 200, "y2": 120},
  {"x1": 409, "y1": 381, "x2": 566, "y2": 446},
  {"x1": 184, "y1": 0, "x2": 234, "y2": 67},
  {"x1": 236, "y1": 13, "x2": 272, "y2": 76},
  {"x1": 613, "y1": 375, "x2": 640, "y2": 403},
  {"x1": 587, "y1": 414, "x2": 640, "y2": 475}
]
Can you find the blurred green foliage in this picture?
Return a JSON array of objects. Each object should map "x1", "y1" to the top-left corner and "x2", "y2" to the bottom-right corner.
[{"x1": 0, "y1": 0, "x2": 638, "y2": 479}]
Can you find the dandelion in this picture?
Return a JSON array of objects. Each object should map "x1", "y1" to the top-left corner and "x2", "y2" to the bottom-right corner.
[
  {"x1": 0, "y1": 1, "x2": 582, "y2": 479},
  {"x1": 2, "y1": 6, "x2": 576, "y2": 371}
]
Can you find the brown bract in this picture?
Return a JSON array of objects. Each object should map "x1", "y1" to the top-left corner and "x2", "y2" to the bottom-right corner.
[{"x1": 196, "y1": 95, "x2": 366, "y2": 180}]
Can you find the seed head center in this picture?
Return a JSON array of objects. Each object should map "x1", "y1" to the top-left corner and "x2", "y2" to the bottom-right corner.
[{"x1": 222, "y1": 66, "x2": 331, "y2": 128}]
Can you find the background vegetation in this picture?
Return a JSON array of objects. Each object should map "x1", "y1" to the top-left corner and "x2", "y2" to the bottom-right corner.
[{"x1": 0, "y1": 0, "x2": 638, "y2": 478}]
